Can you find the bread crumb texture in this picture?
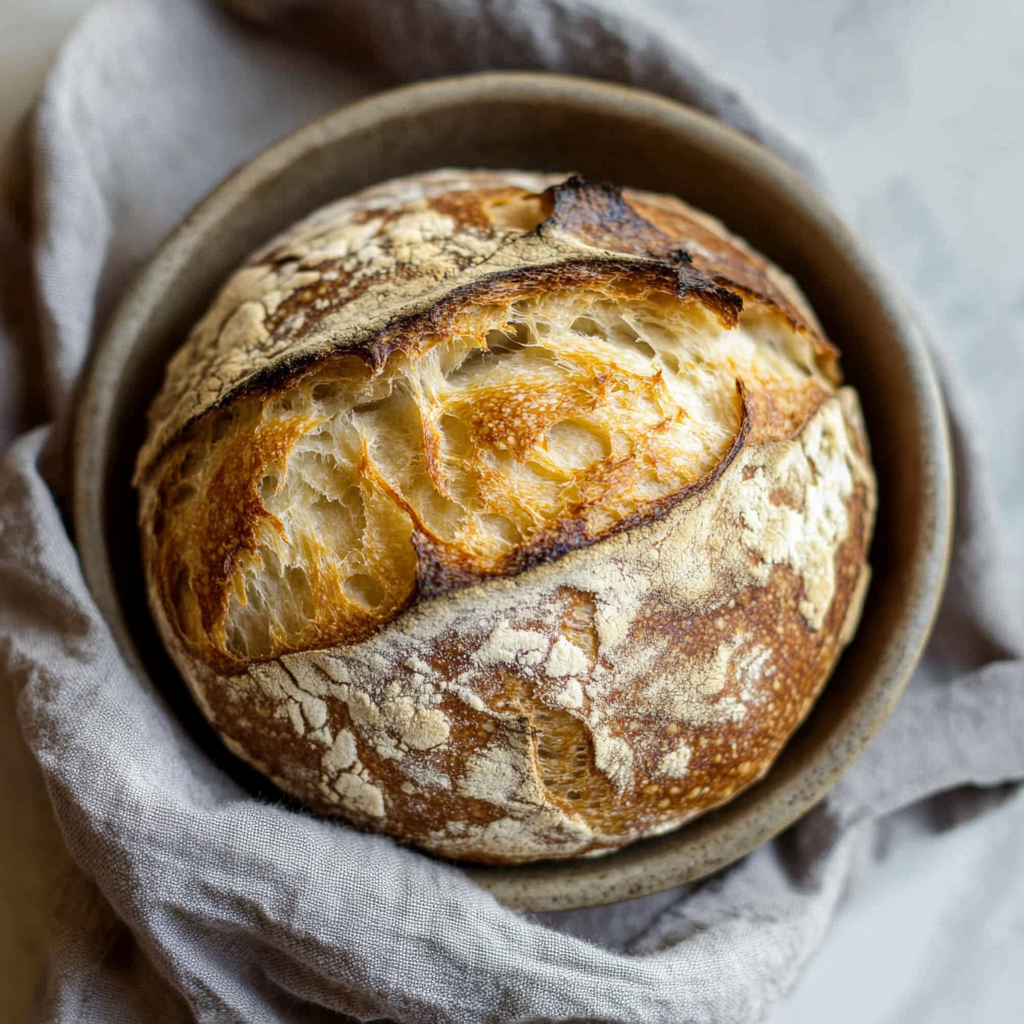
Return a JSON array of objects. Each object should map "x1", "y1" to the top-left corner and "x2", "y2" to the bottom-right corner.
[{"x1": 137, "y1": 170, "x2": 875, "y2": 863}]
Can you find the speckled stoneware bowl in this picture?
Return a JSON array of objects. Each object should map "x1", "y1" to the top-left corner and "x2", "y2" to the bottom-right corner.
[{"x1": 73, "y1": 72, "x2": 953, "y2": 912}]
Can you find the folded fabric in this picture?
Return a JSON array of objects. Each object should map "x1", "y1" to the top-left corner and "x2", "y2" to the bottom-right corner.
[{"x1": 2, "y1": 1, "x2": 1023, "y2": 1021}]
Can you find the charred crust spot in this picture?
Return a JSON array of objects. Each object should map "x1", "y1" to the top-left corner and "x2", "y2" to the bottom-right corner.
[
  {"x1": 540, "y1": 174, "x2": 675, "y2": 257},
  {"x1": 675, "y1": 265, "x2": 744, "y2": 327},
  {"x1": 411, "y1": 530, "x2": 495, "y2": 596},
  {"x1": 534, "y1": 177, "x2": 742, "y2": 329}
]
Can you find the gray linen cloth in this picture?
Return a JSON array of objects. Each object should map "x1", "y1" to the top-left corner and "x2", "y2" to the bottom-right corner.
[{"x1": 2, "y1": 0, "x2": 1023, "y2": 1021}]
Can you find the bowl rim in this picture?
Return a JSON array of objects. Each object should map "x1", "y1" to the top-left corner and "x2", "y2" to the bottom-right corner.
[{"x1": 72, "y1": 70, "x2": 954, "y2": 912}]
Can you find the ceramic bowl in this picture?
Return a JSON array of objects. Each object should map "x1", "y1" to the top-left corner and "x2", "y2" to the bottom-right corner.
[{"x1": 73, "y1": 72, "x2": 953, "y2": 912}]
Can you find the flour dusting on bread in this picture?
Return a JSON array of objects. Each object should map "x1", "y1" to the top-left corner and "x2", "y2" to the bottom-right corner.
[{"x1": 137, "y1": 170, "x2": 875, "y2": 863}]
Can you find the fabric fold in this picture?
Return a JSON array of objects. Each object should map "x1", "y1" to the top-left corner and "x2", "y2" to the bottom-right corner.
[{"x1": 2, "y1": 1, "x2": 1022, "y2": 1022}]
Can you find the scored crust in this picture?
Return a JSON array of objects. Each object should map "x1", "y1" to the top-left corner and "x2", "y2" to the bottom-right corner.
[{"x1": 136, "y1": 170, "x2": 876, "y2": 863}]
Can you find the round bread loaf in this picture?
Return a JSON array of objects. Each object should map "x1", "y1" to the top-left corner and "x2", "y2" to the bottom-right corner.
[{"x1": 135, "y1": 170, "x2": 876, "y2": 864}]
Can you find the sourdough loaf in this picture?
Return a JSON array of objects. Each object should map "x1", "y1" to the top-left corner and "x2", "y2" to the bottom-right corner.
[{"x1": 135, "y1": 170, "x2": 876, "y2": 863}]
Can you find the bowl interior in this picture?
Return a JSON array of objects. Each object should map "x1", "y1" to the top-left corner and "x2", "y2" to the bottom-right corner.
[{"x1": 74, "y1": 72, "x2": 951, "y2": 912}]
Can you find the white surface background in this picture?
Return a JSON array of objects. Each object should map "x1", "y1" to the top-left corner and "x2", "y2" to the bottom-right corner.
[{"x1": 1, "y1": 1, "x2": 1022, "y2": 1021}]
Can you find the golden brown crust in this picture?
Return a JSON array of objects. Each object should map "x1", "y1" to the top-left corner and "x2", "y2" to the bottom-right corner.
[
  {"x1": 137, "y1": 170, "x2": 876, "y2": 863},
  {"x1": 134, "y1": 173, "x2": 831, "y2": 480},
  {"x1": 147, "y1": 390, "x2": 874, "y2": 863}
]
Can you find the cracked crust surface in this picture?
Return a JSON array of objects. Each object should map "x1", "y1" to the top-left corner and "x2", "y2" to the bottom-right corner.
[{"x1": 137, "y1": 170, "x2": 875, "y2": 863}]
